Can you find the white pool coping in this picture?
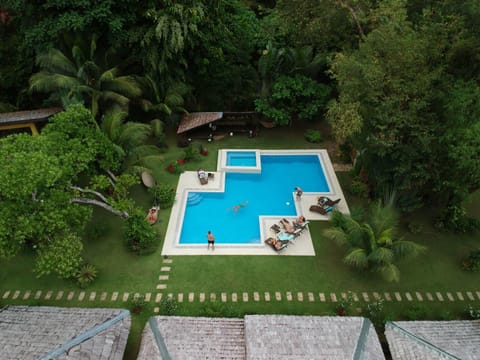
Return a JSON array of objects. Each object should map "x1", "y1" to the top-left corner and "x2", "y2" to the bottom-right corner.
[{"x1": 161, "y1": 149, "x2": 349, "y2": 256}]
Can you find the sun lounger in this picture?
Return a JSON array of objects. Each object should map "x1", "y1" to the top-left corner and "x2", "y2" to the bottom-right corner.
[
  {"x1": 197, "y1": 168, "x2": 208, "y2": 185},
  {"x1": 317, "y1": 197, "x2": 341, "y2": 207},
  {"x1": 309, "y1": 205, "x2": 330, "y2": 215},
  {"x1": 265, "y1": 237, "x2": 289, "y2": 252}
]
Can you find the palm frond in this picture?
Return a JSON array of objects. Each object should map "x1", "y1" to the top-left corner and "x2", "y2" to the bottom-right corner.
[
  {"x1": 370, "y1": 201, "x2": 398, "y2": 235},
  {"x1": 368, "y1": 247, "x2": 394, "y2": 265},
  {"x1": 323, "y1": 227, "x2": 349, "y2": 247},
  {"x1": 391, "y1": 240, "x2": 426, "y2": 259},
  {"x1": 117, "y1": 123, "x2": 151, "y2": 149},
  {"x1": 102, "y1": 76, "x2": 142, "y2": 98},
  {"x1": 36, "y1": 48, "x2": 77, "y2": 76},
  {"x1": 377, "y1": 228, "x2": 393, "y2": 246},
  {"x1": 99, "y1": 90, "x2": 130, "y2": 106},
  {"x1": 29, "y1": 72, "x2": 80, "y2": 94},
  {"x1": 101, "y1": 108, "x2": 128, "y2": 141},
  {"x1": 344, "y1": 248, "x2": 369, "y2": 269},
  {"x1": 150, "y1": 119, "x2": 164, "y2": 139},
  {"x1": 376, "y1": 263, "x2": 400, "y2": 282}
]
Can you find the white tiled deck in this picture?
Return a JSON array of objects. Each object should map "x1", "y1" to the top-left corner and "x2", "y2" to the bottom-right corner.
[{"x1": 161, "y1": 149, "x2": 349, "y2": 256}]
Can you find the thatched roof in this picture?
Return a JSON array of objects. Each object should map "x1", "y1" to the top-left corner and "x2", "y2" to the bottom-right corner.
[
  {"x1": 0, "y1": 305, "x2": 130, "y2": 360},
  {"x1": 177, "y1": 112, "x2": 223, "y2": 134},
  {"x1": 0, "y1": 107, "x2": 62, "y2": 125},
  {"x1": 244, "y1": 315, "x2": 385, "y2": 359},
  {"x1": 137, "y1": 315, "x2": 385, "y2": 359},
  {"x1": 137, "y1": 316, "x2": 246, "y2": 359},
  {"x1": 385, "y1": 320, "x2": 480, "y2": 359}
]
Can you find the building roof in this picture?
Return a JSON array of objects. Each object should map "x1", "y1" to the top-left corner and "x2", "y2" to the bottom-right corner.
[
  {"x1": 0, "y1": 107, "x2": 62, "y2": 125},
  {"x1": 177, "y1": 112, "x2": 223, "y2": 134},
  {"x1": 244, "y1": 315, "x2": 385, "y2": 360},
  {"x1": 137, "y1": 315, "x2": 385, "y2": 360},
  {"x1": 385, "y1": 320, "x2": 480, "y2": 360},
  {"x1": 0, "y1": 305, "x2": 130, "y2": 360}
]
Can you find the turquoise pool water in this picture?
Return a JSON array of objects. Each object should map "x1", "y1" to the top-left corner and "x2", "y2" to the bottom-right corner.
[
  {"x1": 226, "y1": 151, "x2": 257, "y2": 166},
  {"x1": 179, "y1": 154, "x2": 329, "y2": 245}
]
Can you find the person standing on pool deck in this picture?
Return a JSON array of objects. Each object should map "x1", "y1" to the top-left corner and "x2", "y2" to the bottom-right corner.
[
  {"x1": 295, "y1": 186, "x2": 303, "y2": 200},
  {"x1": 207, "y1": 230, "x2": 215, "y2": 250}
]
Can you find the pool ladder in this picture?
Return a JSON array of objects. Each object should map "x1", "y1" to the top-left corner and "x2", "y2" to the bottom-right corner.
[{"x1": 187, "y1": 193, "x2": 203, "y2": 206}]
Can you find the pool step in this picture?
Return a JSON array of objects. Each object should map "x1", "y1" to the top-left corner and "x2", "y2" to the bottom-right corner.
[{"x1": 187, "y1": 193, "x2": 203, "y2": 206}]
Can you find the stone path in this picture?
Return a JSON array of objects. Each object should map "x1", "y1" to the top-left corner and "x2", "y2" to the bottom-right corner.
[{"x1": 3, "y1": 256, "x2": 480, "y2": 310}]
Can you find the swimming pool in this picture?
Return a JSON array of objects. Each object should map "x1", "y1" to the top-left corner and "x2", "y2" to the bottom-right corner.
[
  {"x1": 179, "y1": 154, "x2": 330, "y2": 245},
  {"x1": 226, "y1": 151, "x2": 257, "y2": 167}
]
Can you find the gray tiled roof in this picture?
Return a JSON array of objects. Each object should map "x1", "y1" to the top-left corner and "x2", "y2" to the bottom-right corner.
[
  {"x1": 0, "y1": 107, "x2": 62, "y2": 125},
  {"x1": 244, "y1": 315, "x2": 385, "y2": 360},
  {"x1": 0, "y1": 305, "x2": 130, "y2": 360},
  {"x1": 137, "y1": 316, "x2": 246, "y2": 359},
  {"x1": 137, "y1": 315, "x2": 385, "y2": 360},
  {"x1": 385, "y1": 320, "x2": 480, "y2": 360}
]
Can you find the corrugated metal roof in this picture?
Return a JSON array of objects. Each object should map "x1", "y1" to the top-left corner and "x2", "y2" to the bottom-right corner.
[
  {"x1": 177, "y1": 112, "x2": 223, "y2": 134},
  {"x1": 0, "y1": 107, "x2": 62, "y2": 125}
]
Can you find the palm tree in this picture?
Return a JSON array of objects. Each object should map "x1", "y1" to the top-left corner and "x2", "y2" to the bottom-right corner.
[
  {"x1": 101, "y1": 107, "x2": 164, "y2": 174},
  {"x1": 29, "y1": 36, "x2": 141, "y2": 119},
  {"x1": 324, "y1": 202, "x2": 425, "y2": 282}
]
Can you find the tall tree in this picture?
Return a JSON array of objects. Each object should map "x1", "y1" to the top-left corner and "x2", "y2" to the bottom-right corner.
[{"x1": 324, "y1": 203, "x2": 425, "y2": 282}]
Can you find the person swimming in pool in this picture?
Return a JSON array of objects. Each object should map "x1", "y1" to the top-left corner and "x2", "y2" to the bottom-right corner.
[{"x1": 231, "y1": 201, "x2": 249, "y2": 213}]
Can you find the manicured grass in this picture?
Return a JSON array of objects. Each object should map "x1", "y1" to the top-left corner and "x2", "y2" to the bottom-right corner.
[{"x1": 1, "y1": 125, "x2": 480, "y2": 360}]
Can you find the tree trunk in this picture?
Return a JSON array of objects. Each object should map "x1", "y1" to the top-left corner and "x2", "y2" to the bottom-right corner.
[{"x1": 71, "y1": 198, "x2": 129, "y2": 218}]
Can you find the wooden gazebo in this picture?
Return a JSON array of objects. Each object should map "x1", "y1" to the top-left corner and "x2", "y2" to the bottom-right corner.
[{"x1": 0, "y1": 107, "x2": 62, "y2": 136}]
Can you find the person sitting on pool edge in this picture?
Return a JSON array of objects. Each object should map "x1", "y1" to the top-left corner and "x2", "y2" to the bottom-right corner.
[{"x1": 206, "y1": 230, "x2": 215, "y2": 250}]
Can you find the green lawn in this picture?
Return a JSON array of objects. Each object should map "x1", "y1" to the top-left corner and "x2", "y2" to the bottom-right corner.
[{"x1": 1, "y1": 125, "x2": 480, "y2": 360}]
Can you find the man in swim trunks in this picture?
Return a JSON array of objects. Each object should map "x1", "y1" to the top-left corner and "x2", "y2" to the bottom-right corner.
[{"x1": 207, "y1": 230, "x2": 215, "y2": 250}]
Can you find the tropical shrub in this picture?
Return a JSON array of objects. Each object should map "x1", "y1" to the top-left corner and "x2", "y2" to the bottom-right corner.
[
  {"x1": 183, "y1": 145, "x2": 199, "y2": 161},
  {"x1": 149, "y1": 183, "x2": 176, "y2": 208},
  {"x1": 124, "y1": 210, "x2": 159, "y2": 255},
  {"x1": 435, "y1": 205, "x2": 480, "y2": 233},
  {"x1": 76, "y1": 262, "x2": 98, "y2": 288},
  {"x1": 335, "y1": 291, "x2": 355, "y2": 316},
  {"x1": 462, "y1": 249, "x2": 480, "y2": 272},
  {"x1": 349, "y1": 178, "x2": 369, "y2": 198},
  {"x1": 466, "y1": 305, "x2": 480, "y2": 320},
  {"x1": 304, "y1": 129, "x2": 322, "y2": 143},
  {"x1": 159, "y1": 297, "x2": 178, "y2": 315},
  {"x1": 366, "y1": 300, "x2": 385, "y2": 330},
  {"x1": 324, "y1": 202, "x2": 426, "y2": 282}
]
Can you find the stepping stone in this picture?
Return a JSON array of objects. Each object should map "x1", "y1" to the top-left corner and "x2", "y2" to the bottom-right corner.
[
  {"x1": 476, "y1": 291, "x2": 480, "y2": 300},
  {"x1": 78, "y1": 291, "x2": 85, "y2": 301},
  {"x1": 189, "y1": 293, "x2": 195, "y2": 302},
  {"x1": 264, "y1": 292, "x2": 270, "y2": 302},
  {"x1": 362, "y1": 293, "x2": 369, "y2": 302},
  {"x1": 232, "y1": 293, "x2": 238, "y2": 302},
  {"x1": 200, "y1": 293, "x2": 205, "y2": 302},
  {"x1": 154, "y1": 307, "x2": 159, "y2": 313},
  {"x1": 162, "y1": 258, "x2": 173, "y2": 264},
  {"x1": 308, "y1": 292, "x2": 314, "y2": 302},
  {"x1": 446, "y1": 292, "x2": 454, "y2": 301},
  {"x1": 456, "y1": 292, "x2": 464, "y2": 301},
  {"x1": 286, "y1": 292, "x2": 293, "y2": 301},
  {"x1": 330, "y1": 293, "x2": 337, "y2": 302},
  {"x1": 67, "y1": 291, "x2": 75, "y2": 301},
  {"x1": 426, "y1": 292, "x2": 434, "y2": 301},
  {"x1": 275, "y1": 292, "x2": 282, "y2": 301},
  {"x1": 167, "y1": 293, "x2": 173, "y2": 299},
  {"x1": 2, "y1": 291, "x2": 10, "y2": 299},
  {"x1": 352, "y1": 292, "x2": 359, "y2": 302},
  {"x1": 12, "y1": 291, "x2": 20, "y2": 300},
  {"x1": 254, "y1": 292, "x2": 260, "y2": 301},
  {"x1": 122, "y1": 292, "x2": 129, "y2": 302},
  {"x1": 394, "y1": 292, "x2": 402, "y2": 301},
  {"x1": 178, "y1": 293, "x2": 184, "y2": 303},
  {"x1": 210, "y1": 293, "x2": 216, "y2": 302},
  {"x1": 159, "y1": 275, "x2": 169, "y2": 281},
  {"x1": 243, "y1": 292, "x2": 249, "y2": 302},
  {"x1": 89, "y1": 292, "x2": 96, "y2": 301},
  {"x1": 436, "y1": 292, "x2": 444, "y2": 301},
  {"x1": 160, "y1": 266, "x2": 171, "y2": 272},
  {"x1": 44, "y1": 291, "x2": 52, "y2": 300},
  {"x1": 34, "y1": 291, "x2": 42, "y2": 300},
  {"x1": 145, "y1": 293, "x2": 151, "y2": 302},
  {"x1": 134, "y1": 293, "x2": 141, "y2": 300},
  {"x1": 56, "y1": 291, "x2": 64, "y2": 301},
  {"x1": 373, "y1": 292, "x2": 381, "y2": 300},
  {"x1": 319, "y1": 293, "x2": 326, "y2": 302},
  {"x1": 23, "y1": 290, "x2": 31, "y2": 300},
  {"x1": 221, "y1": 293, "x2": 227, "y2": 302},
  {"x1": 467, "y1": 291, "x2": 475, "y2": 301},
  {"x1": 99, "y1": 292, "x2": 107, "y2": 301},
  {"x1": 341, "y1": 292, "x2": 348, "y2": 300},
  {"x1": 297, "y1": 292, "x2": 304, "y2": 301},
  {"x1": 156, "y1": 284, "x2": 167, "y2": 290},
  {"x1": 415, "y1": 292, "x2": 423, "y2": 301},
  {"x1": 155, "y1": 293, "x2": 162, "y2": 303},
  {"x1": 384, "y1": 293, "x2": 392, "y2": 301},
  {"x1": 111, "y1": 292, "x2": 119, "y2": 301},
  {"x1": 405, "y1": 292, "x2": 413, "y2": 301}
]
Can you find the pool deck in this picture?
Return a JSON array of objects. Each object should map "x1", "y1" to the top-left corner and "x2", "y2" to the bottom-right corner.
[{"x1": 161, "y1": 149, "x2": 349, "y2": 256}]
